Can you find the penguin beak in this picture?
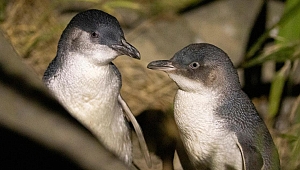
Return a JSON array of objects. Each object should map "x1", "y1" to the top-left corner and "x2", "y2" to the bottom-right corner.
[
  {"x1": 147, "y1": 60, "x2": 176, "y2": 71},
  {"x1": 111, "y1": 38, "x2": 141, "y2": 60}
]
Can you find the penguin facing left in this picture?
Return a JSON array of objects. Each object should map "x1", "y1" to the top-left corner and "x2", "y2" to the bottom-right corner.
[
  {"x1": 147, "y1": 43, "x2": 280, "y2": 170},
  {"x1": 43, "y1": 9, "x2": 151, "y2": 168}
]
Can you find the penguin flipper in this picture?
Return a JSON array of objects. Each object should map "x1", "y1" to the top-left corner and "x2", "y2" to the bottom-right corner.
[
  {"x1": 233, "y1": 133, "x2": 263, "y2": 170},
  {"x1": 117, "y1": 95, "x2": 152, "y2": 168}
]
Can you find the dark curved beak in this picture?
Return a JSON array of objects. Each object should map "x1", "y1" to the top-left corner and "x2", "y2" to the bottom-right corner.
[
  {"x1": 111, "y1": 38, "x2": 140, "y2": 60},
  {"x1": 147, "y1": 60, "x2": 176, "y2": 71}
]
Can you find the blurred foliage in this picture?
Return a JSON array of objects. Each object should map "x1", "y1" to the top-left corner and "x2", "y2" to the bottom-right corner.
[
  {"x1": 0, "y1": 0, "x2": 7, "y2": 22},
  {"x1": 102, "y1": 1, "x2": 142, "y2": 11},
  {"x1": 269, "y1": 60, "x2": 291, "y2": 118},
  {"x1": 56, "y1": 0, "x2": 201, "y2": 17},
  {"x1": 144, "y1": 0, "x2": 200, "y2": 16},
  {"x1": 243, "y1": 1, "x2": 300, "y2": 169},
  {"x1": 243, "y1": 0, "x2": 300, "y2": 119},
  {"x1": 244, "y1": 0, "x2": 300, "y2": 66},
  {"x1": 269, "y1": 0, "x2": 300, "y2": 120},
  {"x1": 280, "y1": 122, "x2": 300, "y2": 170}
]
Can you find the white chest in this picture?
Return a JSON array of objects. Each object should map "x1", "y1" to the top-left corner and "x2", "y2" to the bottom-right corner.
[
  {"x1": 46, "y1": 57, "x2": 132, "y2": 164},
  {"x1": 174, "y1": 90, "x2": 242, "y2": 169},
  {"x1": 48, "y1": 57, "x2": 120, "y2": 117}
]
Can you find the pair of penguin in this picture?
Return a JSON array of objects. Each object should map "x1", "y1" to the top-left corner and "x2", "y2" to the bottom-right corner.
[{"x1": 43, "y1": 9, "x2": 280, "y2": 169}]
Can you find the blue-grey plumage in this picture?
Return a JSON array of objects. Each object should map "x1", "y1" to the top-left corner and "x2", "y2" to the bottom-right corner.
[
  {"x1": 147, "y1": 43, "x2": 280, "y2": 170},
  {"x1": 43, "y1": 9, "x2": 151, "y2": 168}
]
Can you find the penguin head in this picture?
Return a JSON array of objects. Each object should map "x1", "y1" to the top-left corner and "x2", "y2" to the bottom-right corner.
[
  {"x1": 147, "y1": 43, "x2": 241, "y2": 93},
  {"x1": 57, "y1": 9, "x2": 140, "y2": 64}
]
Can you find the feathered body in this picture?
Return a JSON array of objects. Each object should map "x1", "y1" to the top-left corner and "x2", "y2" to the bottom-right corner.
[{"x1": 148, "y1": 43, "x2": 280, "y2": 170}]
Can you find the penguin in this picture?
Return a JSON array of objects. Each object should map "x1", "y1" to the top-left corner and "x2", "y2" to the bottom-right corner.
[
  {"x1": 147, "y1": 43, "x2": 280, "y2": 170},
  {"x1": 43, "y1": 9, "x2": 151, "y2": 168}
]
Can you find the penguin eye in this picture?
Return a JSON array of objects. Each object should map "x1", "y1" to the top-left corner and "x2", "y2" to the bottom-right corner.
[
  {"x1": 189, "y1": 62, "x2": 200, "y2": 69},
  {"x1": 91, "y1": 32, "x2": 99, "y2": 38}
]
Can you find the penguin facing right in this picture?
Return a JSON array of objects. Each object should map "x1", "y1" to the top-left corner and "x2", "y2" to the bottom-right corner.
[{"x1": 147, "y1": 43, "x2": 280, "y2": 170}]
